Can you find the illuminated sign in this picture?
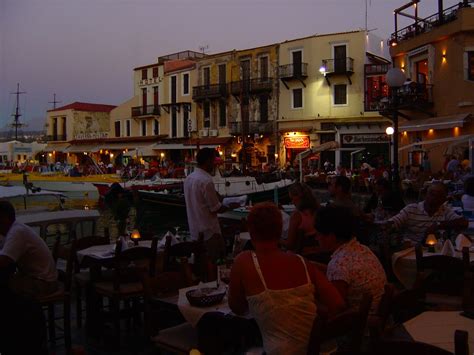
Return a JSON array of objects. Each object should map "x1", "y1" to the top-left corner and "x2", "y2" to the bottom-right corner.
[
  {"x1": 284, "y1": 136, "x2": 310, "y2": 149},
  {"x1": 342, "y1": 134, "x2": 390, "y2": 144}
]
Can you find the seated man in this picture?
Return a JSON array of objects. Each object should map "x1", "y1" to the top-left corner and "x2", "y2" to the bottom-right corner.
[
  {"x1": 0, "y1": 200, "x2": 58, "y2": 298},
  {"x1": 315, "y1": 205, "x2": 387, "y2": 313},
  {"x1": 388, "y1": 182, "x2": 468, "y2": 243}
]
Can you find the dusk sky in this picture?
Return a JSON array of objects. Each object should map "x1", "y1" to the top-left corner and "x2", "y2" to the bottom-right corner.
[{"x1": 0, "y1": 0, "x2": 461, "y2": 132}]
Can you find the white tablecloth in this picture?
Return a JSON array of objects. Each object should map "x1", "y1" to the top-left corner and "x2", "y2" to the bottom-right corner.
[
  {"x1": 177, "y1": 281, "x2": 252, "y2": 327},
  {"x1": 391, "y1": 247, "x2": 470, "y2": 289},
  {"x1": 76, "y1": 240, "x2": 153, "y2": 264},
  {"x1": 404, "y1": 311, "x2": 474, "y2": 353}
]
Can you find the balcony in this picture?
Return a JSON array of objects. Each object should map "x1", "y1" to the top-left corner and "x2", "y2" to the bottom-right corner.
[
  {"x1": 250, "y1": 78, "x2": 273, "y2": 94},
  {"x1": 377, "y1": 83, "x2": 434, "y2": 113},
  {"x1": 45, "y1": 135, "x2": 67, "y2": 142},
  {"x1": 230, "y1": 80, "x2": 251, "y2": 96},
  {"x1": 229, "y1": 121, "x2": 274, "y2": 135},
  {"x1": 131, "y1": 105, "x2": 161, "y2": 117},
  {"x1": 365, "y1": 64, "x2": 390, "y2": 76},
  {"x1": 192, "y1": 84, "x2": 227, "y2": 101},
  {"x1": 278, "y1": 63, "x2": 308, "y2": 79},
  {"x1": 390, "y1": 2, "x2": 470, "y2": 45}
]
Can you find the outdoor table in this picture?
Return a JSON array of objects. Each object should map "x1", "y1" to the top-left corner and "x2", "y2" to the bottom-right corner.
[
  {"x1": 77, "y1": 240, "x2": 154, "y2": 265},
  {"x1": 177, "y1": 281, "x2": 252, "y2": 327},
  {"x1": 392, "y1": 247, "x2": 472, "y2": 289},
  {"x1": 403, "y1": 311, "x2": 474, "y2": 352}
]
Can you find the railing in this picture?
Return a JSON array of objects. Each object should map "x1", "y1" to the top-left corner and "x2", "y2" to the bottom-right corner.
[
  {"x1": 322, "y1": 58, "x2": 354, "y2": 74},
  {"x1": 192, "y1": 84, "x2": 227, "y2": 100},
  {"x1": 45, "y1": 135, "x2": 67, "y2": 142},
  {"x1": 390, "y1": 2, "x2": 470, "y2": 44},
  {"x1": 278, "y1": 63, "x2": 308, "y2": 79},
  {"x1": 250, "y1": 78, "x2": 273, "y2": 93},
  {"x1": 131, "y1": 105, "x2": 161, "y2": 117},
  {"x1": 229, "y1": 121, "x2": 274, "y2": 135},
  {"x1": 230, "y1": 80, "x2": 251, "y2": 96},
  {"x1": 365, "y1": 64, "x2": 390, "y2": 76},
  {"x1": 376, "y1": 83, "x2": 434, "y2": 111}
]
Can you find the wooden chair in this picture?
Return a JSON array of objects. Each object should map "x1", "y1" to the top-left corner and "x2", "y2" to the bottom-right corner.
[
  {"x1": 334, "y1": 329, "x2": 469, "y2": 355},
  {"x1": 307, "y1": 294, "x2": 373, "y2": 354},
  {"x1": 415, "y1": 244, "x2": 465, "y2": 309},
  {"x1": 94, "y1": 238, "x2": 158, "y2": 344},
  {"x1": 72, "y1": 235, "x2": 110, "y2": 328},
  {"x1": 368, "y1": 283, "x2": 395, "y2": 343},
  {"x1": 37, "y1": 235, "x2": 75, "y2": 352}
]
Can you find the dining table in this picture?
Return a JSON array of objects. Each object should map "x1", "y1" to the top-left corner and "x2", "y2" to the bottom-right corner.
[{"x1": 403, "y1": 311, "x2": 474, "y2": 353}]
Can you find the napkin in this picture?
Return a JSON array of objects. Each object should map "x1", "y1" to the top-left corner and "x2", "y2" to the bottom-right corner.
[
  {"x1": 158, "y1": 231, "x2": 179, "y2": 247},
  {"x1": 440, "y1": 239, "x2": 455, "y2": 256},
  {"x1": 455, "y1": 234, "x2": 472, "y2": 251}
]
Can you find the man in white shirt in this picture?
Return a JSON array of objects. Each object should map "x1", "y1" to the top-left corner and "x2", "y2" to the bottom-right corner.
[
  {"x1": 0, "y1": 200, "x2": 58, "y2": 298},
  {"x1": 184, "y1": 148, "x2": 239, "y2": 261}
]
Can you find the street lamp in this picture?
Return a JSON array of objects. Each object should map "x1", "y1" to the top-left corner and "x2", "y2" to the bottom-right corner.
[{"x1": 385, "y1": 67, "x2": 406, "y2": 192}]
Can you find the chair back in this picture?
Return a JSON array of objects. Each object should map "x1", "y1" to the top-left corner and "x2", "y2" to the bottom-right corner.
[
  {"x1": 52, "y1": 235, "x2": 76, "y2": 292},
  {"x1": 369, "y1": 283, "x2": 395, "y2": 341},
  {"x1": 73, "y1": 235, "x2": 110, "y2": 272},
  {"x1": 415, "y1": 244, "x2": 465, "y2": 296},
  {"x1": 163, "y1": 233, "x2": 206, "y2": 281},
  {"x1": 312, "y1": 294, "x2": 372, "y2": 353},
  {"x1": 455, "y1": 329, "x2": 469, "y2": 355},
  {"x1": 112, "y1": 238, "x2": 158, "y2": 291}
]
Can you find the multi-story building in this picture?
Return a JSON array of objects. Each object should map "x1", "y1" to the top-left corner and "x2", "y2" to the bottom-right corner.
[
  {"x1": 389, "y1": 0, "x2": 474, "y2": 172},
  {"x1": 277, "y1": 30, "x2": 391, "y2": 169},
  {"x1": 193, "y1": 44, "x2": 279, "y2": 170},
  {"x1": 44, "y1": 102, "x2": 115, "y2": 163}
]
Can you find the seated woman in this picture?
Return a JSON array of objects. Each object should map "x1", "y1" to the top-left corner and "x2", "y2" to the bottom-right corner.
[
  {"x1": 315, "y1": 206, "x2": 386, "y2": 314},
  {"x1": 229, "y1": 202, "x2": 345, "y2": 355},
  {"x1": 282, "y1": 182, "x2": 319, "y2": 252}
]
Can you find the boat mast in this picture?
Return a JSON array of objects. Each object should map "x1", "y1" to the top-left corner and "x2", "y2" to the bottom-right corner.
[{"x1": 10, "y1": 83, "x2": 26, "y2": 141}]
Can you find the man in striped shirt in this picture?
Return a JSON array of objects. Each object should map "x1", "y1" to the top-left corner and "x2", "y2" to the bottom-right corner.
[{"x1": 388, "y1": 183, "x2": 468, "y2": 243}]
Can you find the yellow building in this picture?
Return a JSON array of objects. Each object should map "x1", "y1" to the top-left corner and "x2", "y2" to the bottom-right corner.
[
  {"x1": 278, "y1": 30, "x2": 391, "y2": 169},
  {"x1": 193, "y1": 44, "x2": 279, "y2": 170},
  {"x1": 390, "y1": 1, "x2": 474, "y2": 173},
  {"x1": 44, "y1": 102, "x2": 115, "y2": 164}
]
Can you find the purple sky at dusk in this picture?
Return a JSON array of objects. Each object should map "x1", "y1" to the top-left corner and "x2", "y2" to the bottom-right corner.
[{"x1": 0, "y1": 0, "x2": 461, "y2": 132}]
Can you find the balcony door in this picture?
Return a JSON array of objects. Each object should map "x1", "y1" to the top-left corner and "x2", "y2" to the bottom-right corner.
[
  {"x1": 260, "y1": 56, "x2": 268, "y2": 80},
  {"x1": 171, "y1": 76, "x2": 177, "y2": 103},
  {"x1": 292, "y1": 50, "x2": 302, "y2": 77},
  {"x1": 62, "y1": 117, "x2": 67, "y2": 140},
  {"x1": 240, "y1": 59, "x2": 251, "y2": 94},
  {"x1": 334, "y1": 45, "x2": 347, "y2": 73},
  {"x1": 203, "y1": 67, "x2": 210, "y2": 88},
  {"x1": 142, "y1": 88, "x2": 147, "y2": 109},
  {"x1": 218, "y1": 64, "x2": 226, "y2": 92}
]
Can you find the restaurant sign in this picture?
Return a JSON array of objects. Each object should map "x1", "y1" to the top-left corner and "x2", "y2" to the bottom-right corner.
[
  {"x1": 74, "y1": 132, "x2": 109, "y2": 140},
  {"x1": 342, "y1": 134, "x2": 390, "y2": 145},
  {"x1": 284, "y1": 136, "x2": 310, "y2": 149}
]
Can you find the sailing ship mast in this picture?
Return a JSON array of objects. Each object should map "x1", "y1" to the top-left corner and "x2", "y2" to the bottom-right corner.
[{"x1": 10, "y1": 83, "x2": 26, "y2": 141}]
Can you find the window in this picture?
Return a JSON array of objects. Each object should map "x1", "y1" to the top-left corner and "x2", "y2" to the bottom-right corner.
[
  {"x1": 141, "y1": 120, "x2": 147, "y2": 136},
  {"x1": 334, "y1": 84, "x2": 347, "y2": 105},
  {"x1": 292, "y1": 88, "x2": 303, "y2": 108},
  {"x1": 153, "y1": 119, "x2": 159, "y2": 135},
  {"x1": 171, "y1": 107, "x2": 177, "y2": 137},
  {"x1": 152, "y1": 67, "x2": 158, "y2": 78},
  {"x1": 259, "y1": 96, "x2": 268, "y2": 122},
  {"x1": 114, "y1": 121, "x2": 121, "y2": 137},
  {"x1": 182, "y1": 73, "x2": 190, "y2": 95},
  {"x1": 468, "y1": 51, "x2": 474, "y2": 81},
  {"x1": 183, "y1": 109, "x2": 189, "y2": 138},
  {"x1": 170, "y1": 76, "x2": 177, "y2": 103},
  {"x1": 203, "y1": 101, "x2": 210, "y2": 128},
  {"x1": 142, "y1": 88, "x2": 147, "y2": 108},
  {"x1": 126, "y1": 120, "x2": 131, "y2": 137},
  {"x1": 219, "y1": 100, "x2": 226, "y2": 127},
  {"x1": 141, "y1": 69, "x2": 147, "y2": 80},
  {"x1": 153, "y1": 86, "x2": 159, "y2": 106},
  {"x1": 203, "y1": 67, "x2": 210, "y2": 87},
  {"x1": 260, "y1": 56, "x2": 269, "y2": 80}
]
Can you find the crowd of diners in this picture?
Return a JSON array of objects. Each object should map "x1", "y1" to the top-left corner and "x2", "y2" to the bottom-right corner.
[{"x1": 0, "y1": 147, "x2": 473, "y2": 354}]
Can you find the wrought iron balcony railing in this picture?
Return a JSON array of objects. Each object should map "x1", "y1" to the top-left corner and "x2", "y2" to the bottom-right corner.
[
  {"x1": 321, "y1": 58, "x2": 354, "y2": 75},
  {"x1": 375, "y1": 83, "x2": 434, "y2": 112},
  {"x1": 229, "y1": 121, "x2": 274, "y2": 135},
  {"x1": 131, "y1": 105, "x2": 161, "y2": 117},
  {"x1": 364, "y1": 64, "x2": 390, "y2": 76},
  {"x1": 250, "y1": 78, "x2": 273, "y2": 93},
  {"x1": 45, "y1": 135, "x2": 67, "y2": 142},
  {"x1": 230, "y1": 80, "x2": 251, "y2": 96},
  {"x1": 278, "y1": 63, "x2": 308, "y2": 79},
  {"x1": 192, "y1": 84, "x2": 228, "y2": 101}
]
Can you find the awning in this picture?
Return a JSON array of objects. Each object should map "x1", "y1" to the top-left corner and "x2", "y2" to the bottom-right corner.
[
  {"x1": 123, "y1": 145, "x2": 155, "y2": 156},
  {"x1": 43, "y1": 143, "x2": 70, "y2": 152},
  {"x1": 399, "y1": 134, "x2": 474, "y2": 152},
  {"x1": 152, "y1": 143, "x2": 219, "y2": 150},
  {"x1": 64, "y1": 145, "x2": 100, "y2": 153},
  {"x1": 99, "y1": 143, "x2": 153, "y2": 151},
  {"x1": 399, "y1": 114, "x2": 471, "y2": 132}
]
